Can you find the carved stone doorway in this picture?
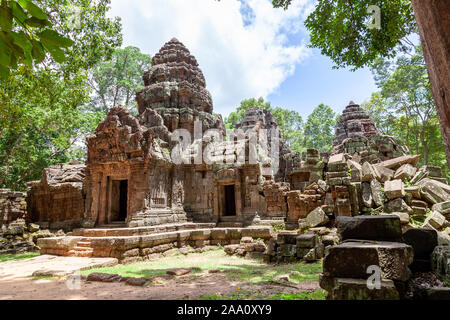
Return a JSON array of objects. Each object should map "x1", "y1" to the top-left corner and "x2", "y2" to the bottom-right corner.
[
  {"x1": 224, "y1": 185, "x2": 236, "y2": 216},
  {"x1": 109, "y1": 179, "x2": 128, "y2": 222}
]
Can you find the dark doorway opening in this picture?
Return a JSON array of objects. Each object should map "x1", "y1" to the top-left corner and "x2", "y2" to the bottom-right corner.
[
  {"x1": 111, "y1": 180, "x2": 128, "y2": 222},
  {"x1": 224, "y1": 185, "x2": 236, "y2": 216}
]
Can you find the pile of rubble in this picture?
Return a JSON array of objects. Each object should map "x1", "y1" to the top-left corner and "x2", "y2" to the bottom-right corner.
[
  {"x1": 263, "y1": 231, "x2": 326, "y2": 263},
  {"x1": 0, "y1": 222, "x2": 60, "y2": 254},
  {"x1": 0, "y1": 189, "x2": 27, "y2": 230},
  {"x1": 319, "y1": 215, "x2": 450, "y2": 300},
  {"x1": 223, "y1": 237, "x2": 266, "y2": 259},
  {"x1": 296, "y1": 152, "x2": 450, "y2": 244}
]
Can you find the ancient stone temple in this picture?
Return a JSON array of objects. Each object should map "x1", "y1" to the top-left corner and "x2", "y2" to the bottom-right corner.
[{"x1": 25, "y1": 39, "x2": 450, "y2": 265}]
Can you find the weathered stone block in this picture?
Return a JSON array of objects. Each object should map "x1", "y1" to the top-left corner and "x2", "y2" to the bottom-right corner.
[
  {"x1": 423, "y1": 211, "x2": 447, "y2": 230},
  {"x1": 320, "y1": 276, "x2": 400, "y2": 300},
  {"x1": 323, "y1": 241, "x2": 413, "y2": 281},
  {"x1": 337, "y1": 216, "x2": 403, "y2": 242},
  {"x1": 418, "y1": 178, "x2": 450, "y2": 205},
  {"x1": 432, "y1": 246, "x2": 450, "y2": 283},
  {"x1": 394, "y1": 164, "x2": 417, "y2": 181},
  {"x1": 432, "y1": 201, "x2": 450, "y2": 216},
  {"x1": 384, "y1": 198, "x2": 412, "y2": 214},
  {"x1": 305, "y1": 207, "x2": 329, "y2": 228},
  {"x1": 296, "y1": 234, "x2": 317, "y2": 248},
  {"x1": 371, "y1": 179, "x2": 384, "y2": 207},
  {"x1": 384, "y1": 180, "x2": 405, "y2": 200},
  {"x1": 402, "y1": 228, "x2": 438, "y2": 259}
]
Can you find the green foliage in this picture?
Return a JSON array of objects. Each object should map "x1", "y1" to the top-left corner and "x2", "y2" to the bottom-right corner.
[
  {"x1": 361, "y1": 46, "x2": 449, "y2": 181},
  {"x1": 0, "y1": 0, "x2": 122, "y2": 190},
  {"x1": 273, "y1": 0, "x2": 417, "y2": 70},
  {"x1": 303, "y1": 103, "x2": 336, "y2": 153},
  {"x1": 225, "y1": 97, "x2": 305, "y2": 153},
  {"x1": 87, "y1": 46, "x2": 151, "y2": 114},
  {"x1": 0, "y1": 0, "x2": 74, "y2": 78},
  {"x1": 273, "y1": 224, "x2": 285, "y2": 232}
]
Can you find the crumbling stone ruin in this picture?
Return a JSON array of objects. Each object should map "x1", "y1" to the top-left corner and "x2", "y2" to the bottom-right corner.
[
  {"x1": 320, "y1": 215, "x2": 450, "y2": 300},
  {"x1": 6, "y1": 38, "x2": 447, "y2": 290},
  {"x1": 263, "y1": 231, "x2": 325, "y2": 263},
  {"x1": 0, "y1": 189, "x2": 26, "y2": 230},
  {"x1": 26, "y1": 161, "x2": 85, "y2": 231}
]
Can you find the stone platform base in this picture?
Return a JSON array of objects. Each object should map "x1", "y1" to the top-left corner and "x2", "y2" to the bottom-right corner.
[{"x1": 38, "y1": 224, "x2": 272, "y2": 263}]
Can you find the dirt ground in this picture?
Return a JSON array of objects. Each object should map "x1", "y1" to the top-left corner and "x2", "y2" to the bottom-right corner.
[
  {"x1": 0, "y1": 252, "x2": 321, "y2": 300},
  {"x1": 0, "y1": 271, "x2": 319, "y2": 300}
]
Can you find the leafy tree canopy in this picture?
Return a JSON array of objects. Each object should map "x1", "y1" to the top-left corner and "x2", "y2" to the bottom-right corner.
[
  {"x1": 303, "y1": 103, "x2": 336, "y2": 153},
  {"x1": 273, "y1": 0, "x2": 417, "y2": 70},
  {"x1": 0, "y1": 0, "x2": 122, "y2": 190},
  {"x1": 362, "y1": 46, "x2": 448, "y2": 179},
  {"x1": 225, "y1": 97, "x2": 304, "y2": 153},
  {"x1": 87, "y1": 46, "x2": 152, "y2": 114}
]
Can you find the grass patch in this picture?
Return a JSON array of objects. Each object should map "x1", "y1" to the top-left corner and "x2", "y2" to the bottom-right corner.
[
  {"x1": 267, "y1": 290, "x2": 327, "y2": 300},
  {"x1": 81, "y1": 250, "x2": 322, "y2": 285},
  {"x1": 0, "y1": 252, "x2": 40, "y2": 262},
  {"x1": 224, "y1": 260, "x2": 322, "y2": 285},
  {"x1": 198, "y1": 289, "x2": 327, "y2": 301},
  {"x1": 81, "y1": 250, "x2": 267, "y2": 278}
]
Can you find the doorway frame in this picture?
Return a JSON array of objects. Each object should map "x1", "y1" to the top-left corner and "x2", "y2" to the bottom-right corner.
[{"x1": 106, "y1": 177, "x2": 129, "y2": 224}]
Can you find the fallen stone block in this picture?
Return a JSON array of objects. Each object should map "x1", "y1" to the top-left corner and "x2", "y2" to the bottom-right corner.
[
  {"x1": 423, "y1": 211, "x2": 447, "y2": 230},
  {"x1": 296, "y1": 234, "x2": 317, "y2": 248},
  {"x1": 394, "y1": 164, "x2": 417, "y2": 181},
  {"x1": 410, "y1": 168, "x2": 428, "y2": 185},
  {"x1": 432, "y1": 246, "x2": 450, "y2": 283},
  {"x1": 384, "y1": 212, "x2": 410, "y2": 225},
  {"x1": 277, "y1": 232, "x2": 298, "y2": 245},
  {"x1": 423, "y1": 165, "x2": 443, "y2": 178},
  {"x1": 362, "y1": 162, "x2": 379, "y2": 182},
  {"x1": 374, "y1": 165, "x2": 394, "y2": 183},
  {"x1": 384, "y1": 198, "x2": 412, "y2": 214},
  {"x1": 418, "y1": 178, "x2": 450, "y2": 205},
  {"x1": 371, "y1": 179, "x2": 384, "y2": 207},
  {"x1": 361, "y1": 182, "x2": 374, "y2": 208},
  {"x1": 384, "y1": 180, "x2": 405, "y2": 200},
  {"x1": 320, "y1": 276, "x2": 400, "y2": 300},
  {"x1": 379, "y1": 155, "x2": 420, "y2": 171},
  {"x1": 432, "y1": 201, "x2": 450, "y2": 216},
  {"x1": 323, "y1": 240, "x2": 413, "y2": 281},
  {"x1": 306, "y1": 207, "x2": 329, "y2": 228},
  {"x1": 337, "y1": 215, "x2": 403, "y2": 242},
  {"x1": 166, "y1": 268, "x2": 192, "y2": 276},
  {"x1": 412, "y1": 206, "x2": 427, "y2": 217},
  {"x1": 402, "y1": 228, "x2": 438, "y2": 259},
  {"x1": 87, "y1": 273, "x2": 122, "y2": 283},
  {"x1": 437, "y1": 231, "x2": 450, "y2": 246}
]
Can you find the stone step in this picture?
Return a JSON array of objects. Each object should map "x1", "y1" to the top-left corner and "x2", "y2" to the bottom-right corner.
[
  {"x1": 73, "y1": 246, "x2": 94, "y2": 252},
  {"x1": 72, "y1": 222, "x2": 216, "y2": 237},
  {"x1": 216, "y1": 222, "x2": 244, "y2": 228},
  {"x1": 69, "y1": 250, "x2": 93, "y2": 258},
  {"x1": 77, "y1": 241, "x2": 92, "y2": 248}
]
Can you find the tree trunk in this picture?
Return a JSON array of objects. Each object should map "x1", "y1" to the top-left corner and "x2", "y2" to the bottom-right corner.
[{"x1": 411, "y1": 0, "x2": 450, "y2": 168}]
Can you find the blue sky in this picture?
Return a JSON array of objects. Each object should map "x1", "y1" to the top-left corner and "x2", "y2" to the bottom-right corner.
[{"x1": 109, "y1": 0, "x2": 379, "y2": 121}]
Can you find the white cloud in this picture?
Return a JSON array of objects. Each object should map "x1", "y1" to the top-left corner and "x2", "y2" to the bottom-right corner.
[{"x1": 109, "y1": 0, "x2": 311, "y2": 117}]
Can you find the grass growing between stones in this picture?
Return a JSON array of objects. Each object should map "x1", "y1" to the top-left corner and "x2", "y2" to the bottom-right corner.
[{"x1": 0, "y1": 252, "x2": 40, "y2": 262}]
